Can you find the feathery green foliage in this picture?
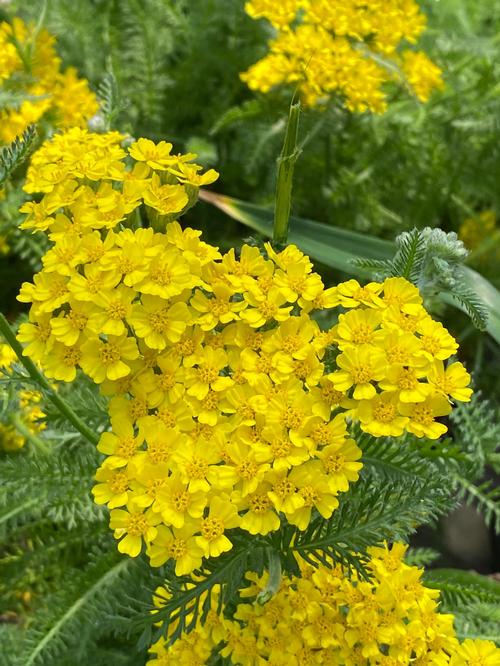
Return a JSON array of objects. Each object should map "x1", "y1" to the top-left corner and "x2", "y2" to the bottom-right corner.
[{"x1": 0, "y1": 125, "x2": 36, "y2": 186}]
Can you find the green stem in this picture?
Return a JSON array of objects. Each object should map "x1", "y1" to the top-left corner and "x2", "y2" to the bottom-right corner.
[
  {"x1": 257, "y1": 549, "x2": 282, "y2": 605},
  {"x1": 9, "y1": 0, "x2": 49, "y2": 74},
  {"x1": 10, "y1": 412, "x2": 51, "y2": 455},
  {"x1": 29, "y1": 0, "x2": 49, "y2": 62},
  {"x1": 0, "y1": 497, "x2": 38, "y2": 526},
  {"x1": 0, "y1": 312, "x2": 99, "y2": 446},
  {"x1": 9, "y1": 31, "x2": 32, "y2": 74},
  {"x1": 273, "y1": 100, "x2": 301, "y2": 246}
]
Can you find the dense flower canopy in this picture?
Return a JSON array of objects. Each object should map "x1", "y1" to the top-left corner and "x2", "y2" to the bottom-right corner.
[
  {"x1": 16, "y1": 130, "x2": 470, "y2": 574},
  {"x1": 146, "y1": 543, "x2": 500, "y2": 665},
  {"x1": 241, "y1": 0, "x2": 444, "y2": 110}
]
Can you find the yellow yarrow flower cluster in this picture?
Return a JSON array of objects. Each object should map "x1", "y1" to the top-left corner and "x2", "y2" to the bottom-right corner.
[
  {"x1": 16, "y1": 129, "x2": 469, "y2": 575},
  {"x1": 328, "y1": 278, "x2": 472, "y2": 440},
  {"x1": 16, "y1": 129, "x2": 361, "y2": 572},
  {"x1": 0, "y1": 17, "x2": 98, "y2": 144},
  {"x1": 241, "y1": 0, "x2": 444, "y2": 110},
  {"x1": 0, "y1": 343, "x2": 46, "y2": 452},
  {"x1": 147, "y1": 543, "x2": 500, "y2": 665},
  {"x1": 458, "y1": 210, "x2": 500, "y2": 267}
]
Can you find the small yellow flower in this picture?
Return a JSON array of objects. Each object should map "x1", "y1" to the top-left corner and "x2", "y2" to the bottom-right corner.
[
  {"x1": 237, "y1": 481, "x2": 281, "y2": 536},
  {"x1": 195, "y1": 495, "x2": 240, "y2": 558},
  {"x1": 330, "y1": 346, "x2": 387, "y2": 400},
  {"x1": 357, "y1": 392, "x2": 409, "y2": 438},
  {"x1": 147, "y1": 522, "x2": 204, "y2": 574},
  {"x1": 428, "y1": 361, "x2": 473, "y2": 402},
  {"x1": 417, "y1": 318, "x2": 459, "y2": 360},
  {"x1": 156, "y1": 474, "x2": 206, "y2": 529},
  {"x1": 129, "y1": 295, "x2": 190, "y2": 349},
  {"x1": 143, "y1": 174, "x2": 189, "y2": 216},
  {"x1": 80, "y1": 334, "x2": 139, "y2": 383},
  {"x1": 128, "y1": 138, "x2": 175, "y2": 170},
  {"x1": 0, "y1": 343, "x2": 17, "y2": 369},
  {"x1": 97, "y1": 418, "x2": 143, "y2": 469},
  {"x1": 93, "y1": 463, "x2": 131, "y2": 508},
  {"x1": 109, "y1": 501, "x2": 160, "y2": 557},
  {"x1": 449, "y1": 638, "x2": 500, "y2": 665},
  {"x1": 317, "y1": 438, "x2": 363, "y2": 493},
  {"x1": 400, "y1": 394, "x2": 452, "y2": 439}
]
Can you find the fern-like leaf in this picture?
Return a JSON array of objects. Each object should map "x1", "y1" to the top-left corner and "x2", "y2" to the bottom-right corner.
[
  {"x1": 452, "y1": 602, "x2": 500, "y2": 643},
  {"x1": 423, "y1": 568, "x2": 500, "y2": 610},
  {"x1": 14, "y1": 551, "x2": 130, "y2": 666},
  {"x1": 0, "y1": 125, "x2": 37, "y2": 186},
  {"x1": 97, "y1": 71, "x2": 121, "y2": 130},
  {"x1": 448, "y1": 276, "x2": 489, "y2": 330},
  {"x1": 0, "y1": 446, "x2": 104, "y2": 533},
  {"x1": 287, "y1": 472, "x2": 454, "y2": 577},
  {"x1": 453, "y1": 473, "x2": 500, "y2": 534},
  {"x1": 404, "y1": 547, "x2": 441, "y2": 568},
  {"x1": 391, "y1": 228, "x2": 427, "y2": 281},
  {"x1": 133, "y1": 535, "x2": 267, "y2": 650}
]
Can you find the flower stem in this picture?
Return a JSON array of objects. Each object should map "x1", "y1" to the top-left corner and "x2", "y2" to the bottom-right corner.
[
  {"x1": 273, "y1": 99, "x2": 301, "y2": 246},
  {"x1": 10, "y1": 413, "x2": 51, "y2": 456},
  {"x1": 257, "y1": 549, "x2": 282, "y2": 605},
  {"x1": 0, "y1": 312, "x2": 99, "y2": 446}
]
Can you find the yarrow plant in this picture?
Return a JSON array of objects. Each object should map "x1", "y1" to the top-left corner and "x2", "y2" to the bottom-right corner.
[
  {"x1": 0, "y1": 5, "x2": 498, "y2": 662},
  {"x1": 15, "y1": 129, "x2": 472, "y2": 580},
  {"x1": 146, "y1": 543, "x2": 500, "y2": 665},
  {"x1": 241, "y1": 0, "x2": 444, "y2": 110}
]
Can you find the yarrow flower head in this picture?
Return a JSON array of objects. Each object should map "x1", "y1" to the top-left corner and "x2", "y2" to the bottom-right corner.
[
  {"x1": 241, "y1": 0, "x2": 444, "y2": 111},
  {"x1": 146, "y1": 543, "x2": 500, "y2": 664},
  {"x1": 0, "y1": 17, "x2": 98, "y2": 144},
  {"x1": 17, "y1": 129, "x2": 470, "y2": 575}
]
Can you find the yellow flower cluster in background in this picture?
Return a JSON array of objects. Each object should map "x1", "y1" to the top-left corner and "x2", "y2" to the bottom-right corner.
[
  {"x1": 16, "y1": 129, "x2": 470, "y2": 574},
  {"x1": 459, "y1": 210, "x2": 496, "y2": 249},
  {"x1": 0, "y1": 17, "x2": 98, "y2": 144},
  {"x1": 458, "y1": 210, "x2": 500, "y2": 266},
  {"x1": 0, "y1": 234, "x2": 9, "y2": 255},
  {"x1": 147, "y1": 543, "x2": 500, "y2": 665},
  {"x1": 0, "y1": 342, "x2": 46, "y2": 452},
  {"x1": 241, "y1": 0, "x2": 444, "y2": 110}
]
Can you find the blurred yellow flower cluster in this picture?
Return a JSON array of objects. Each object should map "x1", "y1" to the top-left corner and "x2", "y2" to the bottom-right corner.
[
  {"x1": 0, "y1": 234, "x2": 9, "y2": 255},
  {"x1": 0, "y1": 17, "x2": 98, "y2": 144},
  {"x1": 0, "y1": 343, "x2": 46, "y2": 452},
  {"x1": 458, "y1": 210, "x2": 500, "y2": 267},
  {"x1": 459, "y1": 210, "x2": 496, "y2": 250},
  {"x1": 147, "y1": 543, "x2": 500, "y2": 665},
  {"x1": 16, "y1": 129, "x2": 469, "y2": 574},
  {"x1": 241, "y1": 0, "x2": 444, "y2": 110}
]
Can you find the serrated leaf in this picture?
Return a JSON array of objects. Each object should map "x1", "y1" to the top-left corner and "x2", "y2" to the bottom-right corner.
[
  {"x1": 0, "y1": 125, "x2": 37, "y2": 186},
  {"x1": 424, "y1": 568, "x2": 500, "y2": 610}
]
